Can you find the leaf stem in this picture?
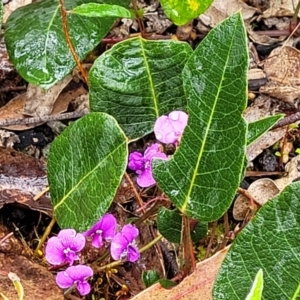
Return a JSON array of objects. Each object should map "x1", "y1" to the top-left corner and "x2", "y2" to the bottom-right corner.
[
  {"x1": 59, "y1": 0, "x2": 88, "y2": 84},
  {"x1": 34, "y1": 217, "x2": 56, "y2": 256}
]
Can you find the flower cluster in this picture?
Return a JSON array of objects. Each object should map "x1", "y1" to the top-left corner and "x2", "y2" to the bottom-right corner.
[
  {"x1": 45, "y1": 214, "x2": 139, "y2": 296},
  {"x1": 128, "y1": 110, "x2": 188, "y2": 188}
]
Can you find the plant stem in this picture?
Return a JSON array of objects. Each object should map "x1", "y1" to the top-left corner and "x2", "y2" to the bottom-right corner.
[
  {"x1": 34, "y1": 217, "x2": 56, "y2": 256},
  {"x1": 124, "y1": 172, "x2": 145, "y2": 213},
  {"x1": 59, "y1": 0, "x2": 88, "y2": 84},
  {"x1": 94, "y1": 234, "x2": 163, "y2": 272}
]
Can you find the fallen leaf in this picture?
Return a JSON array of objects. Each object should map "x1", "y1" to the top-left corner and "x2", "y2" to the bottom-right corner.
[
  {"x1": 2, "y1": 0, "x2": 32, "y2": 23},
  {"x1": 275, "y1": 155, "x2": 300, "y2": 190},
  {"x1": 246, "y1": 128, "x2": 286, "y2": 162},
  {"x1": 260, "y1": 46, "x2": 300, "y2": 105},
  {"x1": 0, "y1": 79, "x2": 86, "y2": 130},
  {"x1": 262, "y1": 0, "x2": 297, "y2": 18},
  {"x1": 199, "y1": 0, "x2": 257, "y2": 28},
  {"x1": 22, "y1": 75, "x2": 72, "y2": 116},
  {"x1": 131, "y1": 246, "x2": 230, "y2": 300},
  {"x1": 233, "y1": 178, "x2": 280, "y2": 220}
]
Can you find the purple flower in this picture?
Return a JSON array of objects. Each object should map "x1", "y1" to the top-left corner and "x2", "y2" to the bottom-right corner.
[
  {"x1": 56, "y1": 265, "x2": 93, "y2": 296},
  {"x1": 83, "y1": 214, "x2": 117, "y2": 248},
  {"x1": 154, "y1": 110, "x2": 188, "y2": 144},
  {"x1": 128, "y1": 143, "x2": 168, "y2": 187},
  {"x1": 110, "y1": 224, "x2": 140, "y2": 262},
  {"x1": 45, "y1": 229, "x2": 85, "y2": 265}
]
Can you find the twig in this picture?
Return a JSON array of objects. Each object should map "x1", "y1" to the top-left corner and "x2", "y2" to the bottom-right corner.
[
  {"x1": 33, "y1": 187, "x2": 49, "y2": 201},
  {"x1": 59, "y1": 0, "x2": 88, "y2": 84},
  {"x1": 34, "y1": 217, "x2": 56, "y2": 256},
  {"x1": 204, "y1": 221, "x2": 217, "y2": 259},
  {"x1": 0, "y1": 111, "x2": 88, "y2": 128},
  {"x1": 271, "y1": 112, "x2": 300, "y2": 130},
  {"x1": 124, "y1": 172, "x2": 145, "y2": 213},
  {"x1": 0, "y1": 86, "x2": 27, "y2": 93}
]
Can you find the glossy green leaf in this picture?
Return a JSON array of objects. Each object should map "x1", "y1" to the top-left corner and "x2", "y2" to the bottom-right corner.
[
  {"x1": 157, "y1": 207, "x2": 207, "y2": 243},
  {"x1": 213, "y1": 181, "x2": 300, "y2": 300},
  {"x1": 89, "y1": 36, "x2": 192, "y2": 140},
  {"x1": 71, "y1": 3, "x2": 134, "y2": 18},
  {"x1": 247, "y1": 115, "x2": 284, "y2": 146},
  {"x1": 4, "y1": 0, "x2": 130, "y2": 89},
  {"x1": 245, "y1": 269, "x2": 264, "y2": 300},
  {"x1": 153, "y1": 13, "x2": 248, "y2": 222},
  {"x1": 159, "y1": 0, "x2": 213, "y2": 26},
  {"x1": 142, "y1": 270, "x2": 160, "y2": 288},
  {"x1": 47, "y1": 112, "x2": 128, "y2": 231},
  {"x1": 157, "y1": 208, "x2": 182, "y2": 243}
]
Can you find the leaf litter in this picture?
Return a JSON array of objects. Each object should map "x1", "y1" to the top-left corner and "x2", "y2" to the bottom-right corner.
[{"x1": 2, "y1": 0, "x2": 300, "y2": 299}]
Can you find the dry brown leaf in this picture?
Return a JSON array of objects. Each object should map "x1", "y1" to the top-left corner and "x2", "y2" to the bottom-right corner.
[
  {"x1": 262, "y1": 0, "x2": 298, "y2": 18},
  {"x1": 22, "y1": 75, "x2": 72, "y2": 116},
  {"x1": 260, "y1": 46, "x2": 300, "y2": 104},
  {"x1": 0, "y1": 79, "x2": 86, "y2": 130},
  {"x1": 199, "y1": 0, "x2": 257, "y2": 28},
  {"x1": 131, "y1": 246, "x2": 230, "y2": 300},
  {"x1": 3, "y1": 0, "x2": 32, "y2": 23},
  {"x1": 246, "y1": 127, "x2": 286, "y2": 161},
  {"x1": 233, "y1": 178, "x2": 280, "y2": 220},
  {"x1": 275, "y1": 155, "x2": 300, "y2": 189}
]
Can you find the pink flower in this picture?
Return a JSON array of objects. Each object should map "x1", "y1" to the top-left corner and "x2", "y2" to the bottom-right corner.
[
  {"x1": 110, "y1": 224, "x2": 140, "y2": 262},
  {"x1": 154, "y1": 110, "x2": 188, "y2": 144},
  {"x1": 56, "y1": 265, "x2": 93, "y2": 296},
  {"x1": 83, "y1": 214, "x2": 117, "y2": 248},
  {"x1": 45, "y1": 229, "x2": 85, "y2": 265},
  {"x1": 128, "y1": 143, "x2": 167, "y2": 187}
]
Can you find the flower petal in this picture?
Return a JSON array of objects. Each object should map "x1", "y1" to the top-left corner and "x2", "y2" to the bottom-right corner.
[
  {"x1": 77, "y1": 281, "x2": 91, "y2": 296},
  {"x1": 91, "y1": 234, "x2": 104, "y2": 248},
  {"x1": 110, "y1": 233, "x2": 127, "y2": 260},
  {"x1": 45, "y1": 236, "x2": 65, "y2": 265},
  {"x1": 127, "y1": 244, "x2": 140, "y2": 262},
  {"x1": 100, "y1": 214, "x2": 117, "y2": 241},
  {"x1": 121, "y1": 224, "x2": 139, "y2": 243},
  {"x1": 65, "y1": 265, "x2": 93, "y2": 281},
  {"x1": 136, "y1": 169, "x2": 155, "y2": 187},
  {"x1": 169, "y1": 111, "x2": 188, "y2": 130},
  {"x1": 60, "y1": 231, "x2": 86, "y2": 253},
  {"x1": 83, "y1": 218, "x2": 103, "y2": 237},
  {"x1": 56, "y1": 270, "x2": 75, "y2": 289},
  {"x1": 128, "y1": 152, "x2": 144, "y2": 171}
]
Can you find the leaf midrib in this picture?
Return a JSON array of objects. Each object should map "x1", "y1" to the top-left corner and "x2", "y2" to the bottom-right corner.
[
  {"x1": 139, "y1": 37, "x2": 159, "y2": 117},
  {"x1": 53, "y1": 140, "x2": 126, "y2": 210},
  {"x1": 181, "y1": 22, "x2": 240, "y2": 213}
]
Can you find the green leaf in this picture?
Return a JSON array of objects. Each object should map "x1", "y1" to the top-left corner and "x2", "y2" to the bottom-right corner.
[
  {"x1": 47, "y1": 112, "x2": 128, "y2": 231},
  {"x1": 153, "y1": 13, "x2": 248, "y2": 222},
  {"x1": 158, "y1": 279, "x2": 177, "y2": 289},
  {"x1": 157, "y1": 207, "x2": 207, "y2": 243},
  {"x1": 247, "y1": 115, "x2": 284, "y2": 146},
  {"x1": 71, "y1": 3, "x2": 134, "y2": 18},
  {"x1": 4, "y1": 0, "x2": 130, "y2": 89},
  {"x1": 213, "y1": 181, "x2": 300, "y2": 300},
  {"x1": 157, "y1": 208, "x2": 183, "y2": 243},
  {"x1": 89, "y1": 36, "x2": 192, "y2": 140},
  {"x1": 245, "y1": 269, "x2": 264, "y2": 300},
  {"x1": 142, "y1": 270, "x2": 160, "y2": 288},
  {"x1": 159, "y1": 0, "x2": 213, "y2": 26}
]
